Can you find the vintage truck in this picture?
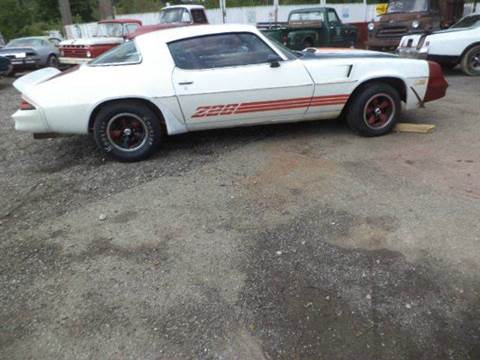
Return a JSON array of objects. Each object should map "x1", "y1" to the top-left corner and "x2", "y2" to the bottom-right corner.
[
  {"x1": 257, "y1": 7, "x2": 358, "y2": 50},
  {"x1": 366, "y1": 0, "x2": 465, "y2": 51},
  {"x1": 128, "y1": 5, "x2": 209, "y2": 39},
  {"x1": 59, "y1": 19, "x2": 142, "y2": 65}
]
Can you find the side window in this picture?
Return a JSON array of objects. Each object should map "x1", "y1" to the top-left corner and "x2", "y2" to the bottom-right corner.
[
  {"x1": 327, "y1": 10, "x2": 340, "y2": 24},
  {"x1": 191, "y1": 9, "x2": 208, "y2": 24},
  {"x1": 168, "y1": 32, "x2": 279, "y2": 70},
  {"x1": 125, "y1": 23, "x2": 139, "y2": 34}
]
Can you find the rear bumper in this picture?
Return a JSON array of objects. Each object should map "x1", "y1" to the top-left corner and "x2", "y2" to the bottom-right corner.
[
  {"x1": 12, "y1": 108, "x2": 50, "y2": 133},
  {"x1": 59, "y1": 57, "x2": 90, "y2": 65}
]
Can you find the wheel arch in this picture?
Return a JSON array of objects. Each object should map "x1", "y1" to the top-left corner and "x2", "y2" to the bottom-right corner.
[
  {"x1": 460, "y1": 41, "x2": 480, "y2": 60},
  {"x1": 88, "y1": 97, "x2": 166, "y2": 134},
  {"x1": 342, "y1": 77, "x2": 407, "y2": 117}
]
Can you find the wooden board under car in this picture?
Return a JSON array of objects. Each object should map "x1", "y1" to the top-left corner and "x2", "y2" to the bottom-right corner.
[{"x1": 394, "y1": 123, "x2": 436, "y2": 134}]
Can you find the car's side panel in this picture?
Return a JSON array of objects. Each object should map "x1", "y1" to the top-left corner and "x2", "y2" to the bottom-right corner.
[
  {"x1": 300, "y1": 60, "x2": 355, "y2": 118},
  {"x1": 303, "y1": 57, "x2": 429, "y2": 111},
  {"x1": 172, "y1": 59, "x2": 315, "y2": 130},
  {"x1": 427, "y1": 28, "x2": 480, "y2": 57}
]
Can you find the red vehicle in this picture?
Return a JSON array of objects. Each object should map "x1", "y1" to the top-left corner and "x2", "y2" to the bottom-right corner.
[{"x1": 59, "y1": 19, "x2": 142, "y2": 65}]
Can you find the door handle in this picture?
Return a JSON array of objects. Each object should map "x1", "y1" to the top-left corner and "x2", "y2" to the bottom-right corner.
[{"x1": 178, "y1": 81, "x2": 194, "y2": 85}]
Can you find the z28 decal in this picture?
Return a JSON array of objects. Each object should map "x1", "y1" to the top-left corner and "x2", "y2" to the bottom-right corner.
[{"x1": 191, "y1": 95, "x2": 349, "y2": 119}]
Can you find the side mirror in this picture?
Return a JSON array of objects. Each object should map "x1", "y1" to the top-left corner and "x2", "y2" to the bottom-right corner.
[{"x1": 268, "y1": 54, "x2": 281, "y2": 68}]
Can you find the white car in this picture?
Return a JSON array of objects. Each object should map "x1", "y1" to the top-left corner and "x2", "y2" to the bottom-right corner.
[
  {"x1": 12, "y1": 25, "x2": 447, "y2": 162},
  {"x1": 397, "y1": 13, "x2": 480, "y2": 76}
]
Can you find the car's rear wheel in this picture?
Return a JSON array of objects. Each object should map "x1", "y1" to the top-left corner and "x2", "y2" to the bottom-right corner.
[
  {"x1": 460, "y1": 45, "x2": 480, "y2": 76},
  {"x1": 93, "y1": 101, "x2": 162, "y2": 162},
  {"x1": 345, "y1": 82, "x2": 401, "y2": 137}
]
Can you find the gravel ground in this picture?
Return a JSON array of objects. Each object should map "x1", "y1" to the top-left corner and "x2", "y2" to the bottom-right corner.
[{"x1": 0, "y1": 70, "x2": 479, "y2": 359}]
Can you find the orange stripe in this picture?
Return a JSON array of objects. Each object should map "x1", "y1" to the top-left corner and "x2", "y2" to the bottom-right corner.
[{"x1": 237, "y1": 101, "x2": 312, "y2": 111}]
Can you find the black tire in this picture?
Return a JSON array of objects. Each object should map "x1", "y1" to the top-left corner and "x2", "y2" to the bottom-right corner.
[
  {"x1": 5, "y1": 64, "x2": 15, "y2": 77},
  {"x1": 345, "y1": 82, "x2": 401, "y2": 137},
  {"x1": 460, "y1": 44, "x2": 480, "y2": 76},
  {"x1": 303, "y1": 38, "x2": 314, "y2": 49},
  {"x1": 93, "y1": 101, "x2": 163, "y2": 162},
  {"x1": 47, "y1": 54, "x2": 59, "y2": 68}
]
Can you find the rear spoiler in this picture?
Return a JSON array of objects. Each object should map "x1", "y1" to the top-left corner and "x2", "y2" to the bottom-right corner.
[{"x1": 13, "y1": 67, "x2": 61, "y2": 94}]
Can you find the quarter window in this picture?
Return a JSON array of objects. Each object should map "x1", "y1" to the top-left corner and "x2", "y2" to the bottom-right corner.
[
  {"x1": 89, "y1": 40, "x2": 141, "y2": 66},
  {"x1": 168, "y1": 33, "x2": 279, "y2": 70}
]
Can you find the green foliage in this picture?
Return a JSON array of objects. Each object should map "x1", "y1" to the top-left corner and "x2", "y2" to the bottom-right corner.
[
  {"x1": 0, "y1": 0, "x2": 99, "y2": 40},
  {"x1": 114, "y1": 0, "x2": 164, "y2": 13}
]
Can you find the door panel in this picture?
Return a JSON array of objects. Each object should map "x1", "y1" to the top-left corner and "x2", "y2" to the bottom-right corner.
[{"x1": 173, "y1": 59, "x2": 314, "y2": 130}]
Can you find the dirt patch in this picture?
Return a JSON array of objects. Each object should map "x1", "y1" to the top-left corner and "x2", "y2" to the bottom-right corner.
[{"x1": 240, "y1": 207, "x2": 480, "y2": 359}]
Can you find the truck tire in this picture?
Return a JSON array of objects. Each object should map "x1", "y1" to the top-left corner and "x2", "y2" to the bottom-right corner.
[
  {"x1": 93, "y1": 101, "x2": 163, "y2": 162},
  {"x1": 303, "y1": 38, "x2": 313, "y2": 49},
  {"x1": 460, "y1": 44, "x2": 480, "y2": 76},
  {"x1": 345, "y1": 82, "x2": 401, "y2": 137}
]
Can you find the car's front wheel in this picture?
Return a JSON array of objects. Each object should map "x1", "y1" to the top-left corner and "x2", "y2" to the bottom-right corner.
[
  {"x1": 345, "y1": 82, "x2": 401, "y2": 137},
  {"x1": 93, "y1": 101, "x2": 162, "y2": 162},
  {"x1": 47, "y1": 55, "x2": 59, "y2": 68},
  {"x1": 460, "y1": 45, "x2": 480, "y2": 76}
]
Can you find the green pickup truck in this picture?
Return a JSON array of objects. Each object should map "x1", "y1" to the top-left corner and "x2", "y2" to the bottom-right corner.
[{"x1": 258, "y1": 7, "x2": 358, "y2": 50}]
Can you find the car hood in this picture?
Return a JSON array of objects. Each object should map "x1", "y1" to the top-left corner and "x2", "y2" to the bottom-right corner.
[
  {"x1": 60, "y1": 37, "x2": 124, "y2": 46},
  {"x1": 0, "y1": 47, "x2": 37, "y2": 55},
  {"x1": 429, "y1": 27, "x2": 471, "y2": 35},
  {"x1": 302, "y1": 47, "x2": 397, "y2": 59}
]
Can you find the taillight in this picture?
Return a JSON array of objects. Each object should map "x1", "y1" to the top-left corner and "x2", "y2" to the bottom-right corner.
[
  {"x1": 20, "y1": 99, "x2": 36, "y2": 110},
  {"x1": 282, "y1": 35, "x2": 288, "y2": 45}
]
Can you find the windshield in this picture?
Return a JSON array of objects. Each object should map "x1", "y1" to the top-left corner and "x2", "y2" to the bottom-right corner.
[
  {"x1": 263, "y1": 35, "x2": 300, "y2": 60},
  {"x1": 451, "y1": 15, "x2": 480, "y2": 28},
  {"x1": 289, "y1": 11, "x2": 325, "y2": 22},
  {"x1": 96, "y1": 23, "x2": 123, "y2": 37},
  {"x1": 7, "y1": 38, "x2": 43, "y2": 48},
  {"x1": 388, "y1": 0, "x2": 428, "y2": 13},
  {"x1": 159, "y1": 8, "x2": 189, "y2": 23}
]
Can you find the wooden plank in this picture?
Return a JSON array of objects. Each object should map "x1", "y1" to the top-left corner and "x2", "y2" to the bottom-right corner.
[{"x1": 394, "y1": 123, "x2": 436, "y2": 134}]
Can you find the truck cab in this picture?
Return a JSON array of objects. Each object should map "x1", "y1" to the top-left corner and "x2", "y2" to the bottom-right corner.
[
  {"x1": 259, "y1": 7, "x2": 358, "y2": 50},
  {"x1": 366, "y1": 0, "x2": 465, "y2": 51},
  {"x1": 128, "y1": 5, "x2": 209, "y2": 39},
  {"x1": 59, "y1": 19, "x2": 142, "y2": 65}
]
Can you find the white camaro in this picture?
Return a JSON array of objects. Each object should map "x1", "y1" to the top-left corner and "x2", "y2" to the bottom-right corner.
[
  {"x1": 12, "y1": 24, "x2": 448, "y2": 162},
  {"x1": 397, "y1": 13, "x2": 480, "y2": 76}
]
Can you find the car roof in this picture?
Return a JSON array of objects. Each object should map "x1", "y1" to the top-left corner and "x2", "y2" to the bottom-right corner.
[{"x1": 135, "y1": 24, "x2": 259, "y2": 44}]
